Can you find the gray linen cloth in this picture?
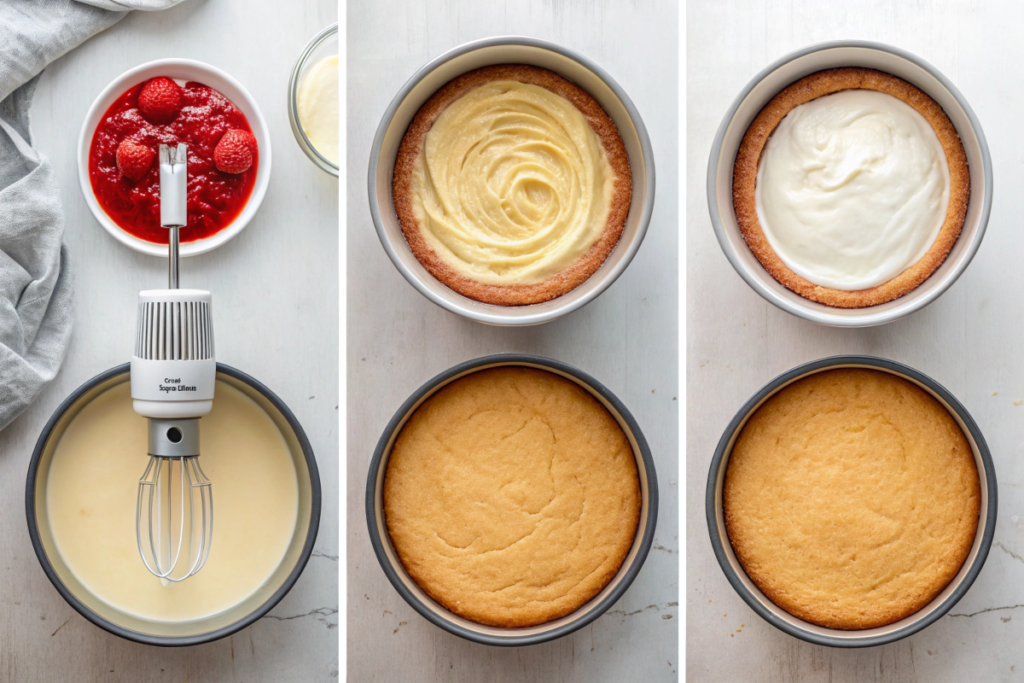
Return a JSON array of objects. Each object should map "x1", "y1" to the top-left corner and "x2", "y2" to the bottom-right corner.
[{"x1": 0, "y1": 0, "x2": 184, "y2": 430}]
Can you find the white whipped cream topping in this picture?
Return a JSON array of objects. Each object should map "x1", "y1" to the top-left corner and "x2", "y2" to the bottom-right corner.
[{"x1": 755, "y1": 89, "x2": 950, "y2": 290}]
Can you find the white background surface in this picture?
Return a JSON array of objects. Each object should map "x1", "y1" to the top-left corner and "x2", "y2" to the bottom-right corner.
[
  {"x1": 689, "y1": 1, "x2": 1024, "y2": 681},
  {"x1": 347, "y1": 1, "x2": 679, "y2": 681},
  {"x1": 0, "y1": 1, "x2": 339, "y2": 681}
]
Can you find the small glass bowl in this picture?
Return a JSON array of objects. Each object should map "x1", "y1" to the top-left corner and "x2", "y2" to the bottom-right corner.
[{"x1": 288, "y1": 23, "x2": 339, "y2": 176}]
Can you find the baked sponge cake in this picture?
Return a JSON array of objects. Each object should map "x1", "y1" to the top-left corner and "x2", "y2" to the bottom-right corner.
[
  {"x1": 393, "y1": 65, "x2": 632, "y2": 306},
  {"x1": 724, "y1": 368, "x2": 980, "y2": 630},
  {"x1": 383, "y1": 367, "x2": 640, "y2": 627}
]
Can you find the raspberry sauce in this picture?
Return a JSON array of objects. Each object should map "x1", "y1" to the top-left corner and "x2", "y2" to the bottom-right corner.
[{"x1": 89, "y1": 80, "x2": 258, "y2": 245}]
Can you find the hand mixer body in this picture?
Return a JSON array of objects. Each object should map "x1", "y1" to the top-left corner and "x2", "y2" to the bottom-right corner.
[{"x1": 130, "y1": 143, "x2": 216, "y2": 583}]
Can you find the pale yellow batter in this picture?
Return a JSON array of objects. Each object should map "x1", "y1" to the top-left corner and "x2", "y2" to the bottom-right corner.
[
  {"x1": 411, "y1": 80, "x2": 615, "y2": 286},
  {"x1": 297, "y1": 55, "x2": 339, "y2": 165},
  {"x1": 47, "y1": 380, "x2": 298, "y2": 622}
]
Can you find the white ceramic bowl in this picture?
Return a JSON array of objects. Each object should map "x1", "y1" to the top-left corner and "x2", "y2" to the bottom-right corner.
[
  {"x1": 368, "y1": 37, "x2": 656, "y2": 326},
  {"x1": 78, "y1": 59, "x2": 272, "y2": 257},
  {"x1": 707, "y1": 41, "x2": 992, "y2": 327}
]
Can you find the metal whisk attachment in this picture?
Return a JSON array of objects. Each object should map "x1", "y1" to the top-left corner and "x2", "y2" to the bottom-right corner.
[{"x1": 137, "y1": 419, "x2": 214, "y2": 581}]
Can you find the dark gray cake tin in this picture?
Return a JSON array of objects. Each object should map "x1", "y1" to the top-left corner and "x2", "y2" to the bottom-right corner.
[
  {"x1": 707, "y1": 355, "x2": 997, "y2": 648},
  {"x1": 366, "y1": 353, "x2": 658, "y2": 646},
  {"x1": 26, "y1": 363, "x2": 321, "y2": 646}
]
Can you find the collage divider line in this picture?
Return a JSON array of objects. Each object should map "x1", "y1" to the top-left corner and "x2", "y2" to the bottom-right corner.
[
  {"x1": 337, "y1": 1, "x2": 348, "y2": 678},
  {"x1": 678, "y1": 1, "x2": 687, "y2": 674}
]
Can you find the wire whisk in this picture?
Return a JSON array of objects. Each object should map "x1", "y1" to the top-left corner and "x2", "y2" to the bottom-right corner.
[{"x1": 136, "y1": 448, "x2": 213, "y2": 582}]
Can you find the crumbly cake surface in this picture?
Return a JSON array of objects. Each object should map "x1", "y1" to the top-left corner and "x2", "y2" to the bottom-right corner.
[
  {"x1": 384, "y1": 366, "x2": 641, "y2": 627},
  {"x1": 393, "y1": 64, "x2": 632, "y2": 306},
  {"x1": 732, "y1": 67, "x2": 970, "y2": 308},
  {"x1": 724, "y1": 368, "x2": 980, "y2": 630}
]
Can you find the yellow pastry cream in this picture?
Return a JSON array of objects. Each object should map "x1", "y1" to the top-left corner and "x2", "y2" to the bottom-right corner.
[{"x1": 410, "y1": 80, "x2": 616, "y2": 286}]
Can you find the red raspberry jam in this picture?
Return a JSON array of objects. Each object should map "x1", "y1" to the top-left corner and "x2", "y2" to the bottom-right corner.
[{"x1": 89, "y1": 80, "x2": 258, "y2": 245}]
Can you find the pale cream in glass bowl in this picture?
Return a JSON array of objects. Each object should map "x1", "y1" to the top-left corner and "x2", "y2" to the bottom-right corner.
[{"x1": 289, "y1": 23, "x2": 339, "y2": 175}]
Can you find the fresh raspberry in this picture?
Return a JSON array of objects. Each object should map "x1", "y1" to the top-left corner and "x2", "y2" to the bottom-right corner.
[
  {"x1": 138, "y1": 77, "x2": 183, "y2": 124},
  {"x1": 116, "y1": 139, "x2": 155, "y2": 181},
  {"x1": 214, "y1": 129, "x2": 257, "y2": 174}
]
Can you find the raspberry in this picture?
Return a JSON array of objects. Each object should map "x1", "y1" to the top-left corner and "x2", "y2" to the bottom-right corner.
[
  {"x1": 214, "y1": 129, "x2": 257, "y2": 174},
  {"x1": 138, "y1": 77, "x2": 183, "y2": 124},
  {"x1": 116, "y1": 139, "x2": 155, "y2": 181}
]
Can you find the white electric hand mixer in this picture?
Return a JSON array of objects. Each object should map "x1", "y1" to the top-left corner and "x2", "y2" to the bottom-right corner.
[{"x1": 131, "y1": 143, "x2": 215, "y2": 582}]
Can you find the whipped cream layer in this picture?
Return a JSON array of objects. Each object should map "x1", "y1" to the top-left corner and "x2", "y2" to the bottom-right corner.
[
  {"x1": 411, "y1": 80, "x2": 614, "y2": 287},
  {"x1": 756, "y1": 89, "x2": 951, "y2": 291}
]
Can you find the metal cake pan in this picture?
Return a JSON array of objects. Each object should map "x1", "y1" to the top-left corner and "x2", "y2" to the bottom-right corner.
[
  {"x1": 707, "y1": 41, "x2": 993, "y2": 327},
  {"x1": 368, "y1": 36, "x2": 656, "y2": 326},
  {"x1": 706, "y1": 355, "x2": 997, "y2": 647},
  {"x1": 366, "y1": 353, "x2": 658, "y2": 646},
  {"x1": 26, "y1": 363, "x2": 321, "y2": 646}
]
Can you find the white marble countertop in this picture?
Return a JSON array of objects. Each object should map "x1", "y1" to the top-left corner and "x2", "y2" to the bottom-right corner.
[
  {"x1": 688, "y1": 1, "x2": 1024, "y2": 680},
  {"x1": 346, "y1": 1, "x2": 678, "y2": 680},
  {"x1": 0, "y1": 1, "x2": 338, "y2": 680}
]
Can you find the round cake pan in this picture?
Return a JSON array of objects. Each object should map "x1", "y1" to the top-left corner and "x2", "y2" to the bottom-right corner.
[
  {"x1": 366, "y1": 354, "x2": 658, "y2": 646},
  {"x1": 78, "y1": 59, "x2": 272, "y2": 258},
  {"x1": 706, "y1": 355, "x2": 997, "y2": 647},
  {"x1": 288, "y1": 23, "x2": 339, "y2": 176},
  {"x1": 26, "y1": 363, "x2": 321, "y2": 646},
  {"x1": 707, "y1": 41, "x2": 992, "y2": 327},
  {"x1": 368, "y1": 36, "x2": 656, "y2": 326}
]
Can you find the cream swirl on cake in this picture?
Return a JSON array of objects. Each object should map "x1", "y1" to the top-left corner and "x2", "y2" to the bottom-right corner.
[
  {"x1": 393, "y1": 65, "x2": 631, "y2": 306},
  {"x1": 412, "y1": 80, "x2": 612, "y2": 286},
  {"x1": 756, "y1": 89, "x2": 951, "y2": 291}
]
